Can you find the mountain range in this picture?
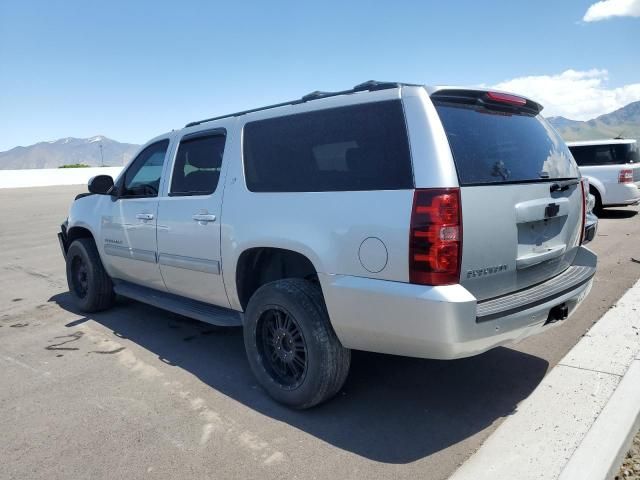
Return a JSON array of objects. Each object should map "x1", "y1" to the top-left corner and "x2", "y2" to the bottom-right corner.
[
  {"x1": 0, "y1": 136, "x2": 140, "y2": 170},
  {"x1": 548, "y1": 101, "x2": 640, "y2": 141},
  {"x1": 1, "y1": 101, "x2": 639, "y2": 170}
]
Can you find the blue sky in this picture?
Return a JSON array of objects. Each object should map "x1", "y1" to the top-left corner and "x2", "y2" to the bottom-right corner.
[{"x1": 1, "y1": 0, "x2": 639, "y2": 151}]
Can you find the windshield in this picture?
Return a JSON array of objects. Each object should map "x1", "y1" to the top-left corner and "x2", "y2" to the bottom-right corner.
[{"x1": 433, "y1": 102, "x2": 579, "y2": 185}]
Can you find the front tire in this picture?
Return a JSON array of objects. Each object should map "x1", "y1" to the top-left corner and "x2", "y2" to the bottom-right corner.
[
  {"x1": 244, "y1": 279, "x2": 351, "y2": 409},
  {"x1": 66, "y1": 238, "x2": 115, "y2": 312}
]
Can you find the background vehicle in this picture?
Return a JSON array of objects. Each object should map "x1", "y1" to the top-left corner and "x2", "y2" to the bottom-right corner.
[
  {"x1": 58, "y1": 81, "x2": 597, "y2": 408},
  {"x1": 567, "y1": 139, "x2": 640, "y2": 214}
]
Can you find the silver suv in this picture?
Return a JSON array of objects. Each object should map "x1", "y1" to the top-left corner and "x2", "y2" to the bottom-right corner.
[{"x1": 58, "y1": 81, "x2": 597, "y2": 408}]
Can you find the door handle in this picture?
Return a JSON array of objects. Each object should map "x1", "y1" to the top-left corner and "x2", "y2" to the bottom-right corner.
[
  {"x1": 136, "y1": 213, "x2": 154, "y2": 221},
  {"x1": 192, "y1": 214, "x2": 216, "y2": 223}
]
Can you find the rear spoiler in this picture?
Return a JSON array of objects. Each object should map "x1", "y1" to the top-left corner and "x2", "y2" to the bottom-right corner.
[{"x1": 430, "y1": 89, "x2": 543, "y2": 116}]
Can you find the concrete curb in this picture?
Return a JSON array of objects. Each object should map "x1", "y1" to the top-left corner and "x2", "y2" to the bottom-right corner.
[
  {"x1": 449, "y1": 278, "x2": 640, "y2": 480},
  {"x1": 559, "y1": 360, "x2": 640, "y2": 480}
]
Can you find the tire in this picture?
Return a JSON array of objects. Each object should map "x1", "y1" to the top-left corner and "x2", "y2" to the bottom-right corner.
[
  {"x1": 590, "y1": 187, "x2": 604, "y2": 216},
  {"x1": 66, "y1": 238, "x2": 115, "y2": 312},
  {"x1": 244, "y1": 278, "x2": 351, "y2": 409}
]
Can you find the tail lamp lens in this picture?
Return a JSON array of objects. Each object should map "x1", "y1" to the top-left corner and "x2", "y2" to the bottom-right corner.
[
  {"x1": 409, "y1": 189, "x2": 462, "y2": 285},
  {"x1": 619, "y1": 169, "x2": 633, "y2": 183}
]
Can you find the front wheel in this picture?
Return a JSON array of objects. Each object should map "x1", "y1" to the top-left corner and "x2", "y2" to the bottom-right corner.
[
  {"x1": 66, "y1": 238, "x2": 115, "y2": 312},
  {"x1": 243, "y1": 279, "x2": 351, "y2": 409}
]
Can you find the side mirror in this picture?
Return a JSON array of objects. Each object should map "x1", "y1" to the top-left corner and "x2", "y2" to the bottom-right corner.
[{"x1": 88, "y1": 175, "x2": 114, "y2": 195}]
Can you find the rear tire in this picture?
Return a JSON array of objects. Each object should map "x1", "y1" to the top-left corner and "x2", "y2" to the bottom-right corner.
[
  {"x1": 590, "y1": 187, "x2": 604, "y2": 216},
  {"x1": 243, "y1": 279, "x2": 351, "y2": 409},
  {"x1": 66, "y1": 238, "x2": 115, "y2": 312}
]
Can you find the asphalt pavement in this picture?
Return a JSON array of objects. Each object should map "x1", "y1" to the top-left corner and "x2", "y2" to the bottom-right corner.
[{"x1": 1, "y1": 185, "x2": 639, "y2": 480}]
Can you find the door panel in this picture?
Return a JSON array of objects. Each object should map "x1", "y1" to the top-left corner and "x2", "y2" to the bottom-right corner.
[
  {"x1": 99, "y1": 139, "x2": 170, "y2": 290},
  {"x1": 101, "y1": 197, "x2": 165, "y2": 290},
  {"x1": 157, "y1": 197, "x2": 228, "y2": 306},
  {"x1": 156, "y1": 131, "x2": 229, "y2": 307}
]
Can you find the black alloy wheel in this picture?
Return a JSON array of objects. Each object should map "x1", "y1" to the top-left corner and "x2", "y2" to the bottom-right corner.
[{"x1": 257, "y1": 307, "x2": 308, "y2": 388}]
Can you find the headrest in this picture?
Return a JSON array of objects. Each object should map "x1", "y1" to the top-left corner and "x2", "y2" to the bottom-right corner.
[
  {"x1": 346, "y1": 146, "x2": 380, "y2": 172},
  {"x1": 186, "y1": 142, "x2": 218, "y2": 168}
]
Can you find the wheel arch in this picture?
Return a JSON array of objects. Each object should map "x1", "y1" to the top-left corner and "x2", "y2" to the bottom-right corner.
[
  {"x1": 235, "y1": 247, "x2": 321, "y2": 311},
  {"x1": 584, "y1": 175, "x2": 605, "y2": 200},
  {"x1": 66, "y1": 225, "x2": 95, "y2": 245}
]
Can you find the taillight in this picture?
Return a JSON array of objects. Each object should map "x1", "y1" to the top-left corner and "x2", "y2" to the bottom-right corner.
[
  {"x1": 579, "y1": 179, "x2": 587, "y2": 245},
  {"x1": 409, "y1": 188, "x2": 462, "y2": 285},
  {"x1": 619, "y1": 169, "x2": 633, "y2": 183}
]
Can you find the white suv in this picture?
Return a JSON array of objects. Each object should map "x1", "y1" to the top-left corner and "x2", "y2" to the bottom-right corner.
[
  {"x1": 567, "y1": 139, "x2": 640, "y2": 213},
  {"x1": 59, "y1": 81, "x2": 597, "y2": 408}
]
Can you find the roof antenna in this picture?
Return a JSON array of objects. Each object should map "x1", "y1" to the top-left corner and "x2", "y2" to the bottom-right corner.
[{"x1": 614, "y1": 131, "x2": 625, "y2": 140}]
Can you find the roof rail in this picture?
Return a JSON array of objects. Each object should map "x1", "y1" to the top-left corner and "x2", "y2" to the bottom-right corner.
[{"x1": 184, "y1": 80, "x2": 419, "y2": 128}]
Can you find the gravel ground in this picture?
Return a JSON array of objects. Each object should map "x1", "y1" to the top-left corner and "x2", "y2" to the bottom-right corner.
[{"x1": 615, "y1": 430, "x2": 640, "y2": 480}]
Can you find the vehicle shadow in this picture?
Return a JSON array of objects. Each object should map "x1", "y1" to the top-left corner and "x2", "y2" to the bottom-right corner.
[
  {"x1": 50, "y1": 292, "x2": 549, "y2": 464},
  {"x1": 597, "y1": 208, "x2": 638, "y2": 219}
]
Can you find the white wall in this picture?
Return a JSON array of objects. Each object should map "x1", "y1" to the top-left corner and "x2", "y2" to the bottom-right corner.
[{"x1": 0, "y1": 167, "x2": 124, "y2": 189}]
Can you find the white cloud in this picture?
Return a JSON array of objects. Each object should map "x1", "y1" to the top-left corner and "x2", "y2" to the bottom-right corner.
[
  {"x1": 491, "y1": 69, "x2": 640, "y2": 120},
  {"x1": 583, "y1": 0, "x2": 640, "y2": 22}
]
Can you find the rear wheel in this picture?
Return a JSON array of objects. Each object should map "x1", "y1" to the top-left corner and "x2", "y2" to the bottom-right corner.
[
  {"x1": 244, "y1": 279, "x2": 351, "y2": 409},
  {"x1": 590, "y1": 187, "x2": 604, "y2": 216},
  {"x1": 66, "y1": 238, "x2": 115, "y2": 312}
]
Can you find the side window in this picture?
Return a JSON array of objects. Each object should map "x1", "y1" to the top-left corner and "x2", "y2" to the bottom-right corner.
[
  {"x1": 613, "y1": 143, "x2": 638, "y2": 164},
  {"x1": 122, "y1": 140, "x2": 170, "y2": 197},
  {"x1": 170, "y1": 133, "x2": 226, "y2": 196},
  {"x1": 243, "y1": 101, "x2": 413, "y2": 192},
  {"x1": 594, "y1": 146, "x2": 614, "y2": 164},
  {"x1": 570, "y1": 146, "x2": 604, "y2": 166}
]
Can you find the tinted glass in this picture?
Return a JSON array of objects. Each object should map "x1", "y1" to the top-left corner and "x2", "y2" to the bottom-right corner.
[
  {"x1": 614, "y1": 143, "x2": 638, "y2": 164},
  {"x1": 123, "y1": 140, "x2": 169, "y2": 197},
  {"x1": 434, "y1": 102, "x2": 579, "y2": 185},
  {"x1": 569, "y1": 143, "x2": 638, "y2": 166},
  {"x1": 243, "y1": 101, "x2": 413, "y2": 192},
  {"x1": 170, "y1": 134, "x2": 226, "y2": 196}
]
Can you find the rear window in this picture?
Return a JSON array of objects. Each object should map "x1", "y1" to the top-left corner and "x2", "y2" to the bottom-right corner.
[
  {"x1": 243, "y1": 101, "x2": 413, "y2": 192},
  {"x1": 433, "y1": 101, "x2": 579, "y2": 185},
  {"x1": 569, "y1": 143, "x2": 638, "y2": 166}
]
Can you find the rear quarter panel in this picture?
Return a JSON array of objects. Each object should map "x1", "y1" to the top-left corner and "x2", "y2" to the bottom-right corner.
[
  {"x1": 219, "y1": 101, "x2": 416, "y2": 310},
  {"x1": 580, "y1": 164, "x2": 640, "y2": 205}
]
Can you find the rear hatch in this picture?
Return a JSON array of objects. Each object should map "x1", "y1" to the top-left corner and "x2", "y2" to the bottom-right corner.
[{"x1": 431, "y1": 89, "x2": 583, "y2": 301}]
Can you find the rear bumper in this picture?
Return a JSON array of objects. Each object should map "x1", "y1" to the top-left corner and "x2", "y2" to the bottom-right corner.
[
  {"x1": 584, "y1": 213, "x2": 598, "y2": 243},
  {"x1": 321, "y1": 246, "x2": 596, "y2": 360},
  {"x1": 603, "y1": 182, "x2": 640, "y2": 206}
]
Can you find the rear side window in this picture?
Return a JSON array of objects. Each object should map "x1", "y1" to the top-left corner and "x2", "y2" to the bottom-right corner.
[
  {"x1": 243, "y1": 101, "x2": 413, "y2": 192},
  {"x1": 170, "y1": 133, "x2": 226, "y2": 196},
  {"x1": 570, "y1": 143, "x2": 638, "y2": 166},
  {"x1": 433, "y1": 101, "x2": 579, "y2": 185}
]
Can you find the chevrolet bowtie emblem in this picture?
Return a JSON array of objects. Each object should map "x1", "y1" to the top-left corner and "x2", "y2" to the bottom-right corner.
[{"x1": 545, "y1": 203, "x2": 560, "y2": 218}]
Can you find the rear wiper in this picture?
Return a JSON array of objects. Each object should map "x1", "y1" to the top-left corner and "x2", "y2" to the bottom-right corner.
[{"x1": 550, "y1": 179, "x2": 580, "y2": 192}]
